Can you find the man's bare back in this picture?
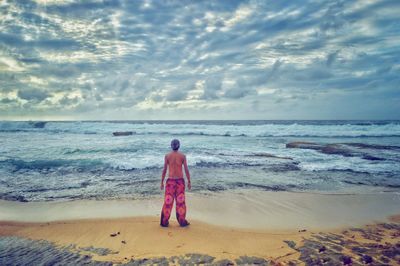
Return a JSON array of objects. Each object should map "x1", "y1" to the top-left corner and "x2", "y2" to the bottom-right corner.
[
  {"x1": 161, "y1": 151, "x2": 191, "y2": 189},
  {"x1": 165, "y1": 151, "x2": 185, "y2": 178}
]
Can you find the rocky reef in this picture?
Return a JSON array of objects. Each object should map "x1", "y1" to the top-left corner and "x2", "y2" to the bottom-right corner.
[{"x1": 285, "y1": 141, "x2": 400, "y2": 161}]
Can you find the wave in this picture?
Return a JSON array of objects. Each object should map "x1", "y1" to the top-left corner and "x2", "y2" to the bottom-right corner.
[
  {"x1": 227, "y1": 182, "x2": 299, "y2": 191},
  {"x1": 0, "y1": 158, "x2": 108, "y2": 172},
  {"x1": 63, "y1": 147, "x2": 138, "y2": 155},
  {"x1": 2, "y1": 121, "x2": 400, "y2": 138},
  {"x1": 195, "y1": 160, "x2": 264, "y2": 168}
]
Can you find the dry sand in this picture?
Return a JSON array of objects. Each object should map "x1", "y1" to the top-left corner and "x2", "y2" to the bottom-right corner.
[{"x1": 1, "y1": 217, "x2": 311, "y2": 263}]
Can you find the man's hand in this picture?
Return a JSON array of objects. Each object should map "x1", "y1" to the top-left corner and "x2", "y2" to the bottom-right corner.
[
  {"x1": 160, "y1": 182, "x2": 164, "y2": 190},
  {"x1": 187, "y1": 181, "x2": 191, "y2": 190}
]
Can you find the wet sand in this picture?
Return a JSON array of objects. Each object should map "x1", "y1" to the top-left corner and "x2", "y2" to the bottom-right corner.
[
  {"x1": 1, "y1": 190, "x2": 400, "y2": 229},
  {"x1": 1, "y1": 191, "x2": 400, "y2": 265}
]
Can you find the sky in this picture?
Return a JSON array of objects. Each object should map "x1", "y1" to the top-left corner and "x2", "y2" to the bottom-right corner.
[{"x1": 0, "y1": 0, "x2": 399, "y2": 121}]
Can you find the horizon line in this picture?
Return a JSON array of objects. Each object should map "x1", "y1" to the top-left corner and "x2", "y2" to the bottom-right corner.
[{"x1": 1, "y1": 119, "x2": 400, "y2": 122}]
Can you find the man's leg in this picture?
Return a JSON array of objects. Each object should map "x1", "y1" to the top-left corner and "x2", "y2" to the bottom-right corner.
[
  {"x1": 160, "y1": 179, "x2": 175, "y2": 227},
  {"x1": 175, "y1": 179, "x2": 189, "y2": 226}
]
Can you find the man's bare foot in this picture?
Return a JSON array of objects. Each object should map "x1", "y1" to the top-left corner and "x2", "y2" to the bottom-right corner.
[{"x1": 180, "y1": 221, "x2": 190, "y2": 227}]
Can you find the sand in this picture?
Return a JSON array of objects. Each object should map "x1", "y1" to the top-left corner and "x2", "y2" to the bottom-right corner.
[
  {"x1": 1, "y1": 217, "x2": 311, "y2": 263},
  {"x1": 1, "y1": 191, "x2": 400, "y2": 265},
  {"x1": 1, "y1": 190, "x2": 400, "y2": 229}
]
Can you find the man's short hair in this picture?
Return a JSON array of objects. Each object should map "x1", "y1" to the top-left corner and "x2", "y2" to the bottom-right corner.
[{"x1": 171, "y1": 139, "x2": 180, "y2": 151}]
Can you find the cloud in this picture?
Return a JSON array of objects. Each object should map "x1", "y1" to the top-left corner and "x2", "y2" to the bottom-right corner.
[
  {"x1": 17, "y1": 89, "x2": 51, "y2": 102},
  {"x1": 166, "y1": 89, "x2": 187, "y2": 102},
  {"x1": 0, "y1": 0, "x2": 399, "y2": 119},
  {"x1": 201, "y1": 77, "x2": 222, "y2": 100}
]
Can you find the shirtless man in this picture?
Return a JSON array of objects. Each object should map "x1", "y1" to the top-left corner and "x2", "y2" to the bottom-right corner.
[{"x1": 160, "y1": 139, "x2": 191, "y2": 227}]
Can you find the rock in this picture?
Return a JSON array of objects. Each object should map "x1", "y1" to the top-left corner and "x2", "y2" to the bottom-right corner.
[
  {"x1": 110, "y1": 233, "x2": 117, "y2": 237},
  {"x1": 31, "y1": 121, "x2": 47, "y2": 128},
  {"x1": 78, "y1": 246, "x2": 118, "y2": 256},
  {"x1": 360, "y1": 254, "x2": 373, "y2": 264},
  {"x1": 177, "y1": 253, "x2": 215, "y2": 264},
  {"x1": 380, "y1": 256, "x2": 390, "y2": 263},
  {"x1": 341, "y1": 255, "x2": 352, "y2": 265},
  {"x1": 298, "y1": 229, "x2": 307, "y2": 233},
  {"x1": 351, "y1": 246, "x2": 369, "y2": 254},
  {"x1": 382, "y1": 247, "x2": 399, "y2": 258},
  {"x1": 235, "y1": 256, "x2": 268, "y2": 265},
  {"x1": 284, "y1": 240, "x2": 297, "y2": 249},
  {"x1": 112, "y1": 131, "x2": 133, "y2": 136},
  {"x1": 286, "y1": 141, "x2": 320, "y2": 149},
  {"x1": 318, "y1": 246, "x2": 326, "y2": 253},
  {"x1": 252, "y1": 152, "x2": 293, "y2": 160},
  {"x1": 286, "y1": 141, "x2": 385, "y2": 161},
  {"x1": 214, "y1": 259, "x2": 235, "y2": 266},
  {"x1": 122, "y1": 240, "x2": 126, "y2": 244},
  {"x1": 0, "y1": 236, "x2": 112, "y2": 265}
]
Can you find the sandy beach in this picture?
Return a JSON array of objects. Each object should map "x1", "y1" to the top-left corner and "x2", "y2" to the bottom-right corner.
[{"x1": 1, "y1": 191, "x2": 400, "y2": 265}]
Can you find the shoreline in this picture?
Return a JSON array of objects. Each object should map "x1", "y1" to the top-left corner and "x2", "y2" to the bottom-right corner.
[{"x1": 1, "y1": 190, "x2": 399, "y2": 230}]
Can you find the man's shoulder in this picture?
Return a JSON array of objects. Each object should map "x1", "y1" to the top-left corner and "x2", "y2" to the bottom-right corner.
[{"x1": 165, "y1": 151, "x2": 186, "y2": 157}]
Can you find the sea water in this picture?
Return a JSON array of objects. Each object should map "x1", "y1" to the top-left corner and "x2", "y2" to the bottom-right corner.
[{"x1": 1, "y1": 120, "x2": 399, "y2": 202}]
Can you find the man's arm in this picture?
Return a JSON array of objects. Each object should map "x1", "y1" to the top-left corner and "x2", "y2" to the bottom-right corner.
[
  {"x1": 183, "y1": 155, "x2": 191, "y2": 190},
  {"x1": 161, "y1": 155, "x2": 168, "y2": 190}
]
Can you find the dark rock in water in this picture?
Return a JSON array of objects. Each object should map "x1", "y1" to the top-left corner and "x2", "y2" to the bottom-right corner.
[
  {"x1": 31, "y1": 121, "x2": 47, "y2": 128},
  {"x1": 286, "y1": 141, "x2": 386, "y2": 161},
  {"x1": 232, "y1": 182, "x2": 287, "y2": 191},
  {"x1": 252, "y1": 152, "x2": 293, "y2": 160},
  {"x1": 345, "y1": 143, "x2": 400, "y2": 151},
  {"x1": 0, "y1": 194, "x2": 28, "y2": 202},
  {"x1": 285, "y1": 141, "x2": 318, "y2": 149},
  {"x1": 235, "y1": 256, "x2": 268, "y2": 265},
  {"x1": 361, "y1": 155, "x2": 385, "y2": 161},
  {"x1": 263, "y1": 162, "x2": 301, "y2": 172},
  {"x1": 113, "y1": 131, "x2": 133, "y2": 136},
  {"x1": 286, "y1": 142, "x2": 352, "y2": 156}
]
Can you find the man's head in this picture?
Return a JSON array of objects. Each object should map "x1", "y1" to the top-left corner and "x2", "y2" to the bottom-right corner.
[{"x1": 171, "y1": 139, "x2": 180, "y2": 151}]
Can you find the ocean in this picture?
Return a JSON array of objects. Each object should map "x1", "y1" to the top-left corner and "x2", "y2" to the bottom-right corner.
[{"x1": 1, "y1": 120, "x2": 400, "y2": 202}]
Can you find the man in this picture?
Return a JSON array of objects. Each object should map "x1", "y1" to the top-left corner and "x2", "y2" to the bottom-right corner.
[{"x1": 160, "y1": 139, "x2": 191, "y2": 227}]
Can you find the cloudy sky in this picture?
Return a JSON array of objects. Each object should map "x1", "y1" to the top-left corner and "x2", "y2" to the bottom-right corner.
[{"x1": 0, "y1": 0, "x2": 399, "y2": 120}]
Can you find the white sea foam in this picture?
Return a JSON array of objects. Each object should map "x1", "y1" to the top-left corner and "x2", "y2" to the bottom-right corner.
[{"x1": 1, "y1": 120, "x2": 400, "y2": 201}]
